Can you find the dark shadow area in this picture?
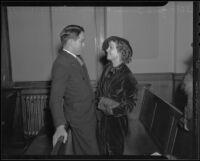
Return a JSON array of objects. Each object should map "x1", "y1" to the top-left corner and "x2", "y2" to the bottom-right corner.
[
  {"x1": 24, "y1": 105, "x2": 55, "y2": 155},
  {"x1": 172, "y1": 54, "x2": 194, "y2": 159}
]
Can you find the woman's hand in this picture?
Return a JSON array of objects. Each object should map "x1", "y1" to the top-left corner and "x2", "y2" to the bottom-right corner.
[
  {"x1": 98, "y1": 97, "x2": 119, "y2": 115},
  {"x1": 52, "y1": 124, "x2": 68, "y2": 147}
]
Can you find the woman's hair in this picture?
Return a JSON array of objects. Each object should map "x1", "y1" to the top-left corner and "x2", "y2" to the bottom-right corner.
[
  {"x1": 102, "y1": 36, "x2": 133, "y2": 64},
  {"x1": 60, "y1": 25, "x2": 84, "y2": 48}
]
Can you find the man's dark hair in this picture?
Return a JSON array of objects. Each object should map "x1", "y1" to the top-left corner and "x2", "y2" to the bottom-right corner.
[{"x1": 60, "y1": 25, "x2": 84, "y2": 48}]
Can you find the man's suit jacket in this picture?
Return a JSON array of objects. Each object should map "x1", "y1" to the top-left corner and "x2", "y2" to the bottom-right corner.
[{"x1": 50, "y1": 50, "x2": 96, "y2": 128}]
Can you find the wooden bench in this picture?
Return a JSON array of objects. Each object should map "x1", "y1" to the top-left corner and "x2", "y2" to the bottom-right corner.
[{"x1": 124, "y1": 87, "x2": 183, "y2": 158}]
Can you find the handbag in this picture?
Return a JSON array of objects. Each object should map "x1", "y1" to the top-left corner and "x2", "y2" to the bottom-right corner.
[{"x1": 97, "y1": 97, "x2": 120, "y2": 115}]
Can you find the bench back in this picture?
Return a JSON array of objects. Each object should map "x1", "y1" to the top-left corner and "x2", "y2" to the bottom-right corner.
[
  {"x1": 128, "y1": 83, "x2": 151, "y2": 120},
  {"x1": 139, "y1": 89, "x2": 182, "y2": 155}
]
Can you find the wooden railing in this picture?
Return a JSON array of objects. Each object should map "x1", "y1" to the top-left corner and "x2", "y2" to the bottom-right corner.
[
  {"x1": 50, "y1": 136, "x2": 64, "y2": 155},
  {"x1": 139, "y1": 89, "x2": 183, "y2": 155},
  {"x1": 50, "y1": 125, "x2": 72, "y2": 155},
  {"x1": 123, "y1": 87, "x2": 186, "y2": 159}
]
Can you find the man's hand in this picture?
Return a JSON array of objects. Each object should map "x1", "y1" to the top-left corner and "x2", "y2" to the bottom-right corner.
[{"x1": 53, "y1": 124, "x2": 68, "y2": 147}]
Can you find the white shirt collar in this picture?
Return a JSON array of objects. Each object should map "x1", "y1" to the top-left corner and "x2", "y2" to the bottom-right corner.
[
  {"x1": 63, "y1": 49, "x2": 77, "y2": 58},
  {"x1": 63, "y1": 48, "x2": 83, "y2": 66}
]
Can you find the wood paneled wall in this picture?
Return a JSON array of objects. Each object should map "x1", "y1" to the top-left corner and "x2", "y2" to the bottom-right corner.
[
  {"x1": 13, "y1": 73, "x2": 184, "y2": 103},
  {"x1": 135, "y1": 73, "x2": 184, "y2": 104},
  {"x1": 12, "y1": 73, "x2": 185, "y2": 105}
]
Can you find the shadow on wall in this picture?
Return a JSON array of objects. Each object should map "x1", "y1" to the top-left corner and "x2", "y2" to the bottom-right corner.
[
  {"x1": 172, "y1": 49, "x2": 194, "y2": 159},
  {"x1": 99, "y1": 51, "x2": 109, "y2": 67},
  {"x1": 99, "y1": 37, "x2": 112, "y2": 67},
  {"x1": 183, "y1": 54, "x2": 193, "y2": 72}
]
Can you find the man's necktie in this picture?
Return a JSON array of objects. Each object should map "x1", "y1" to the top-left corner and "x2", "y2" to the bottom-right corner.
[{"x1": 76, "y1": 55, "x2": 84, "y2": 66}]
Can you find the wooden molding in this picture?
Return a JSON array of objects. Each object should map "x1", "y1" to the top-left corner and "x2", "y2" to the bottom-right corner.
[
  {"x1": 13, "y1": 81, "x2": 51, "y2": 89},
  {"x1": 173, "y1": 73, "x2": 184, "y2": 81},
  {"x1": 1, "y1": 7, "x2": 13, "y2": 88},
  {"x1": 134, "y1": 73, "x2": 174, "y2": 81},
  {"x1": 12, "y1": 73, "x2": 185, "y2": 89}
]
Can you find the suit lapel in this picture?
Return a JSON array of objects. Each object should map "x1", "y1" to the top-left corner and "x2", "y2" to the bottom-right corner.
[
  {"x1": 82, "y1": 63, "x2": 94, "y2": 97},
  {"x1": 61, "y1": 50, "x2": 94, "y2": 97},
  {"x1": 72, "y1": 54, "x2": 94, "y2": 97},
  {"x1": 61, "y1": 50, "x2": 85, "y2": 76}
]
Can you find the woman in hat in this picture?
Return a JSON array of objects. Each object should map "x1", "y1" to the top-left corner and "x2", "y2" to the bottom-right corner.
[{"x1": 95, "y1": 36, "x2": 138, "y2": 155}]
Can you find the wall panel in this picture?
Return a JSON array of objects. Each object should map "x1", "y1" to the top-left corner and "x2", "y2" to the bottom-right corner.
[{"x1": 7, "y1": 7, "x2": 52, "y2": 81}]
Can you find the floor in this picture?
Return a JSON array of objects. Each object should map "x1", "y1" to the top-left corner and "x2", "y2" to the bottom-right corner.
[
  {"x1": 22, "y1": 119, "x2": 159, "y2": 156},
  {"x1": 1, "y1": 118, "x2": 195, "y2": 159},
  {"x1": 1, "y1": 132, "x2": 34, "y2": 157},
  {"x1": 124, "y1": 119, "x2": 159, "y2": 155}
]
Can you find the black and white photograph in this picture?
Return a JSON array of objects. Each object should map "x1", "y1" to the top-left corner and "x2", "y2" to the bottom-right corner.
[{"x1": 1, "y1": 1, "x2": 200, "y2": 160}]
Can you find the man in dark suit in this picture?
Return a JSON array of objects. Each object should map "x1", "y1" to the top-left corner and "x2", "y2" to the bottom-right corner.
[{"x1": 50, "y1": 25, "x2": 99, "y2": 155}]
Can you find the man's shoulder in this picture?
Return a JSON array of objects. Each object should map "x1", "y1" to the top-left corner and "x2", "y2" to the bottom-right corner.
[{"x1": 54, "y1": 52, "x2": 72, "y2": 67}]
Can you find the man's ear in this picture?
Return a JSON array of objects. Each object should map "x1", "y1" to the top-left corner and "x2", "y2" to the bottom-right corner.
[{"x1": 68, "y1": 39, "x2": 73, "y2": 45}]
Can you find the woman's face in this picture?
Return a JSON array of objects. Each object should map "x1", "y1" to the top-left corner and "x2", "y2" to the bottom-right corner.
[{"x1": 106, "y1": 41, "x2": 120, "y2": 62}]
